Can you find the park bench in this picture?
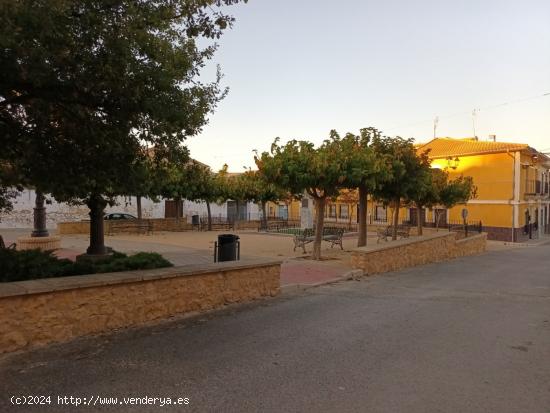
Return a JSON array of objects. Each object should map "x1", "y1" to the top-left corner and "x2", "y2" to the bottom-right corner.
[
  {"x1": 376, "y1": 224, "x2": 411, "y2": 243},
  {"x1": 293, "y1": 227, "x2": 345, "y2": 253},
  {"x1": 322, "y1": 226, "x2": 345, "y2": 250},
  {"x1": 293, "y1": 228, "x2": 315, "y2": 253},
  {"x1": 0, "y1": 235, "x2": 16, "y2": 250},
  {"x1": 107, "y1": 220, "x2": 153, "y2": 236}
]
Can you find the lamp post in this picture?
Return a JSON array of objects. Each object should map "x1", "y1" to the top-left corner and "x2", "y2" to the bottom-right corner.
[{"x1": 31, "y1": 190, "x2": 49, "y2": 237}]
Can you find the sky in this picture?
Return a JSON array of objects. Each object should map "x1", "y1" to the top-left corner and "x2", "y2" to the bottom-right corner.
[{"x1": 186, "y1": 0, "x2": 550, "y2": 171}]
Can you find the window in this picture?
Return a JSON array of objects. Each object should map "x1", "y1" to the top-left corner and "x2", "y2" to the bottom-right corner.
[
  {"x1": 375, "y1": 206, "x2": 387, "y2": 221},
  {"x1": 339, "y1": 205, "x2": 349, "y2": 219},
  {"x1": 328, "y1": 205, "x2": 337, "y2": 218}
]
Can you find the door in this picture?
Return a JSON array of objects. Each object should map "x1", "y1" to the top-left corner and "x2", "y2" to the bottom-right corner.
[
  {"x1": 164, "y1": 200, "x2": 183, "y2": 218},
  {"x1": 409, "y1": 208, "x2": 425, "y2": 226}
]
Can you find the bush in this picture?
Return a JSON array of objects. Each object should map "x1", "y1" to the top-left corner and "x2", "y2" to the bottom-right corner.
[{"x1": 0, "y1": 249, "x2": 172, "y2": 283}]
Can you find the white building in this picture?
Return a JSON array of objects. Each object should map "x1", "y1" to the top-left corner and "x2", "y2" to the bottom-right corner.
[{"x1": 0, "y1": 189, "x2": 260, "y2": 229}]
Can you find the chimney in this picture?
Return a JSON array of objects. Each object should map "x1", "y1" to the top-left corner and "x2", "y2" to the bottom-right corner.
[{"x1": 489, "y1": 134, "x2": 496, "y2": 142}]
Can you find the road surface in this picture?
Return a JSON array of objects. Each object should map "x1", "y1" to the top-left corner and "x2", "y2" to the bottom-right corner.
[{"x1": 1, "y1": 244, "x2": 549, "y2": 412}]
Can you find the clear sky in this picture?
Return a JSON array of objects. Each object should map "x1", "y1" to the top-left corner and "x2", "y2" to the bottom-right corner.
[{"x1": 186, "y1": 0, "x2": 550, "y2": 171}]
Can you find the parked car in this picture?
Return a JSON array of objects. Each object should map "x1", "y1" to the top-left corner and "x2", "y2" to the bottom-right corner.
[{"x1": 104, "y1": 213, "x2": 137, "y2": 220}]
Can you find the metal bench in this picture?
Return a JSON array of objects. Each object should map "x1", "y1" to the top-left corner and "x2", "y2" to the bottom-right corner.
[
  {"x1": 0, "y1": 235, "x2": 16, "y2": 250},
  {"x1": 377, "y1": 224, "x2": 411, "y2": 243},
  {"x1": 322, "y1": 226, "x2": 345, "y2": 250},
  {"x1": 293, "y1": 228, "x2": 315, "y2": 253},
  {"x1": 293, "y1": 227, "x2": 345, "y2": 253}
]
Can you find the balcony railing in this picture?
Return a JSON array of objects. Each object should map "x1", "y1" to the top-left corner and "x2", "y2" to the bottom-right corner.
[{"x1": 525, "y1": 180, "x2": 543, "y2": 196}]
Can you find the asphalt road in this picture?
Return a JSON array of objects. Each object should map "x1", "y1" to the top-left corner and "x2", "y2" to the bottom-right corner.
[{"x1": 1, "y1": 245, "x2": 550, "y2": 413}]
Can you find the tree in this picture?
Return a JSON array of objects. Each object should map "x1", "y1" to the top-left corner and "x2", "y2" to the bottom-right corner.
[
  {"x1": 406, "y1": 164, "x2": 476, "y2": 234},
  {"x1": 402, "y1": 149, "x2": 433, "y2": 235},
  {"x1": 437, "y1": 172, "x2": 477, "y2": 225},
  {"x1": 256, "y1": 137, "x2": 347, "y2": 260},
  {"x1": 0, "y1": 161, "x2": 22, "y2": 221},
  {"x1": 183, "y1": 161, "x2": 227, "y2": 231},
  {"x1": 371, "y1": 136, "x2": 421, "y2": 240},
  {"x1": 239, "y1": 170, "x2": 286, "y2": 230},
  {"x1": 0, "y1": 0, "x2": 246, "y2": 256},
  {"x1": 336, "y1": 128, "x2": 390, "y2": 247}
]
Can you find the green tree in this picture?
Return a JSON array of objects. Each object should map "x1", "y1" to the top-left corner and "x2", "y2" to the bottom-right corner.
[
  {"x1": 0, "y1": 162, "x2": 21, "y2": 217},
  {"x1": 336, "y1": 128, "x2": 390, "y2": 247},
  {"x1": 181, "y1": 161, "x2": 228, "y2": 231},
  {"x1": 0, "y1": 0, "x2": 246, "y2": 256},
  {"x1": 240, "y1": 169, "x2": 287, "y2": 230},
  {"x1": 401, "y1": 149, "x2": 433, "y2": 235},
  {"x1": 371, "y1": 136, "x2": 421, "y2": 240},
  {"x1": 437, "y1": 172, "x2": 477, "y2": 226},
  {"x1": 256, "y1": 137, "x2": 347, "y2": 260}
]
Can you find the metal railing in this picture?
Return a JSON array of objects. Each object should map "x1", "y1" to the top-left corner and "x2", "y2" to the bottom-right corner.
[
  {"x1": 525, "y1": 180, "x2": 543, "y2": 195},
  {"x1": 448, "y1": 220, "x2": 483, "y2": 237}
]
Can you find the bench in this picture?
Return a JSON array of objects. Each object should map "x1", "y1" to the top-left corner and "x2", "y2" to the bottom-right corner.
[
  {"x1": 293, "y1": 228, "x2": 315, "y2": 253},
  {"x1": 0, "y1": 235, "x2": 16, "y2": 250},
  {"x1": 293, "y1": 227, "x2": 345, "y2": 253},
  {"x1": 107, "y1": 220, "x2": 153, "y2": 236},
  {"x1": 376, "y1": 224, "x2": 411, "y2": 243},
  {"x1": 322, "y1": 226, "x2": 345, "y2": 250}
]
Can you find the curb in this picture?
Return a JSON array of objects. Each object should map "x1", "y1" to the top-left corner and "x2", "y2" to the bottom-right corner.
[{"x1": 280, "y1": 268, "x2": 363, "y2": 294}]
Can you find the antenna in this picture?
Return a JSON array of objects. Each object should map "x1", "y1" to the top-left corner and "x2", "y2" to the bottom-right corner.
[{"x1": 471, "y1": 109, "x2": 478, "y2": 138}]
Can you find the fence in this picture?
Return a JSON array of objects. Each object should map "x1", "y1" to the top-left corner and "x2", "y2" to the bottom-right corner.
[{"x1": 447, "y1": 220, "x2": 483, "y2": 237}]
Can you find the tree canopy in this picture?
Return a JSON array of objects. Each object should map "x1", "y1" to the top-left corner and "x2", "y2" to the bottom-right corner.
[
  {"x1": 256, "y1": 137, "x2": 349, "y2": 259},
  {"x1": 0, "y1": 0, "x2": 246, "y2": 254}
]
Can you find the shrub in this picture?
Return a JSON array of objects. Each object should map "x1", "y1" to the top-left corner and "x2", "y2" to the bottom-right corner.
[{"x1": 0, "y1": 249, "x2": 172, "y2": 283}]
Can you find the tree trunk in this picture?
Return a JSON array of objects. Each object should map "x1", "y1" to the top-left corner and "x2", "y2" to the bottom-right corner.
[
  {"x1": 313, "y1": 196, "x2": 326, "y2": 260},
  {"x1": 261, "y1": 201, "x2": 268, "y2": 230},
  {"x1": 392, "y1": 199, "x2": 400, "y2": 240},
  {"x1": 357, "y1": 185, "x2": 368, "y2": 247},
  {"x1": 417, "y1": 205, "x2": 423, "y2": 236},
  {"x1": 86, "y1": 194, "x2": 107, "y2": 255},
  {"x1": 31, "y1": 190, "x2": 49, "y2": 237},
  {"x1": 136, "y1": 195, "x2": 142, "y2": 220},
  {"x1": 206, "y1": 201, "x2": 212, "y2": 231}
]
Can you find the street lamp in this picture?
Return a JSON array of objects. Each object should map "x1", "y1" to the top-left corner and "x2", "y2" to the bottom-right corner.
[{"x1": 446, "y1": 157, "x2": 460, "y2": 170}]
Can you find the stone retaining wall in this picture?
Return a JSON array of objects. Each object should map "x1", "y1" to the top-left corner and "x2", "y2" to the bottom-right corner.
[
  {"x1": 58, "y1": 219, "x2": 195, "y2": 235},
  {"x1": 0, "y1": 259, "x2": 281, "y2": 354},
  {"x1": 351, "y1": 232, "x2": 487, "y2": 275}
]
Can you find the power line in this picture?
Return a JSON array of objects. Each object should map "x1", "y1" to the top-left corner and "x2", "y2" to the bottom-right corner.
[{"x1": 385, "y1": 91, "x2": 550, "y2": 133}]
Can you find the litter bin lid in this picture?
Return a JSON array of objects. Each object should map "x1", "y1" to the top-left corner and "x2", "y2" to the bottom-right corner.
[{"x1": 218, "y1": 234, "x2": 239, "y2": 241}]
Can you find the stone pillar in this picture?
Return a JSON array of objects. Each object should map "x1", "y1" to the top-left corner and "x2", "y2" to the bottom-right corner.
[
  {"x1": 31, "y1": 191, "x2": 49, "y2": 237},
  {"x1": 300, "y1": 197, "x2": 313, "y2": 229}
]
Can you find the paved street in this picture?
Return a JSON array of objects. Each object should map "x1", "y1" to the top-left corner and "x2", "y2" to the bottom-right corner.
[{"x1": 1, "y1": 245, "x2": 550, "y2": 412}]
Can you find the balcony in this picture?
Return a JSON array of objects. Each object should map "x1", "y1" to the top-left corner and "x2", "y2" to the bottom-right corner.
[{"x1": 525, "y1": 180, "x2": 543, "y2": 196}]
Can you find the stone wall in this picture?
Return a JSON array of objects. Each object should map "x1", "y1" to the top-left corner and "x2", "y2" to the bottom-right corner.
[
  {"x1": 57, "y1": 218, "x2": 195, "y2": 235},
  {"x1": 351, "y1": 232, "x2": 487, "y2": 275},
  {"x1": 0, "y1": 259, "x2": 281, "y2": 354}
]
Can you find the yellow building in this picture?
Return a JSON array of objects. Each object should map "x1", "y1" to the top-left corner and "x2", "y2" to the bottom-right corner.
[{"x1": 417, "y1": 137, "x2": 550, "y2": 241}]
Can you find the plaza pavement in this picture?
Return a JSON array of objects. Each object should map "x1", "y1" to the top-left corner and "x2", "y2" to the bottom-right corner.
[
  {"x1": 2, "y1": 227, "x2": 543, "y2": 289},
  {"x1": 0, "y1": 228, "x2": 366, "y2": 288}
]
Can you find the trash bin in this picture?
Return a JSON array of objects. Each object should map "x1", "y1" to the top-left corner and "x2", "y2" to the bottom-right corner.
[
  {"x1": 216, "y1": 234, "x2": 240, "y2": 262},
  {"x1": 191, "y1": 214, "x2": 200, "y2": 226}
]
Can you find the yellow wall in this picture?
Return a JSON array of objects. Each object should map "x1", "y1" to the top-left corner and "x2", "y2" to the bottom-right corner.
[
  {"x1": 448, "y1": 204, "x2": 512, "y2": 227},
  {"x1": 432, "y1": 152, "x2": 514, "y2": 201}
]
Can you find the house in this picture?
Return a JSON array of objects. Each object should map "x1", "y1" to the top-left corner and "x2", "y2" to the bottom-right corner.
[{"x1": 417, "y1": 137, "x2": 550, "y2": 241}]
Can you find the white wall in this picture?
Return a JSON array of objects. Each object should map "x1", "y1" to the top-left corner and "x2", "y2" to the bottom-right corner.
[{"x1": 0, "y1": 189, "x2": 260, "y2": 229}]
